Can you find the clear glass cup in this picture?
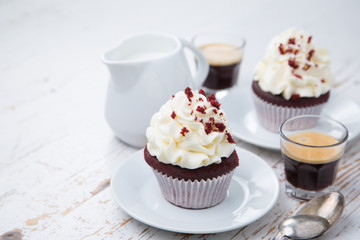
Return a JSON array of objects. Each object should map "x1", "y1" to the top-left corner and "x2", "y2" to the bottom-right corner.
[
  {"x1": 279, "y1": 115, "x2": 348, "y2": 200},
  {"x1": 192, "y1": 32, "x2": 246, "y2": 99}
]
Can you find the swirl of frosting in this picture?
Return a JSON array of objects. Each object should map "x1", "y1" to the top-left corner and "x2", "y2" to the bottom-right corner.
[
  {"x1": 254, "y1": 28, "x2": 333, "y2": 100},
  {"x1": 146, "y1": 88, "x2": 236, "y2": 169}
]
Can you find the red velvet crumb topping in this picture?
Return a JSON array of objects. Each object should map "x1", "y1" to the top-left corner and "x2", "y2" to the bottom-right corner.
[
  {"x1": 198, "y1": 98, "x2": 203, "y2": 101},
  {"x1": 196, "y1": 106, "x2": 206, "y2": 114},
  {"x1": 180, "y1": 127, "x2": 189, "y2": 136},
  {"x1": 210, "y1": 100, "x2": 221, "y2": 109},
  {"x1": 203, "y1": 117, "x2": 227, "y2": 135},
  {"x1": 207, "y1": 94, "x2": 221, "y2": 109},
  {"x1": 288, "y1": 38, "x2": 296, "y2": 45},
  {"x1": 199, "y1": 89, "x2": 206, "y2": 96},
  {"x1": 226, "y1": 131, "x2": 235, "y2": 143},
  {"x1": 171, "y1": 111, "x2": 176, "y2": 119},
  {"x1": 288, "y1": 59, "x2": 298, "y2": 69},
  {"x1": 321, "y1": 79, "x2": 326, "y2": 83},
  {"x1": 294, "y1": 73, "x2": 302, "y2": 79},
  {"x1": 207, "y1": 94, "x2": 216, "y2": 102},
  {"x1": 184, "y1": 87, "x2": 193, "y2": 102},
  {"x1": 205, "y1": 122, "x2": 212, "y2": 134},
  {"x1": 215, "y1": 123, "x2": 226, "y2": 132},
  {"x1": 213, "y1": 109, "x2": 218, "y2": 114},
  {"x1": 308, "y1": 36, "x2": 312, "y2": 44},
  {"x1": 307, "y1": 49, "x2": 315, "y2": 61}
]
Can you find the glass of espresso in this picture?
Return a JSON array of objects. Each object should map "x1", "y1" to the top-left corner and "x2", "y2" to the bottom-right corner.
[
  {"x1": 192, "y1": 33, "x2": 246, "y2": 99},
  {"x1": 279, "y1": 115, "x2": 348, "y2": 200}
]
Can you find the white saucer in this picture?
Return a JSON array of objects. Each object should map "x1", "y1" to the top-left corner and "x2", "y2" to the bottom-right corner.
[
  {"x1": 221, "y1": 89, "x2": 360, "y2": 150},
  {"x1": 111, "y1": 147, "x2": 279, "y2": 234}
]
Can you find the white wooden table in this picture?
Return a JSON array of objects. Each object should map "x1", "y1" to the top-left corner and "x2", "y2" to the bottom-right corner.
[{"x1": 1, "y1": 0, "x2": 359, "y2": 239}]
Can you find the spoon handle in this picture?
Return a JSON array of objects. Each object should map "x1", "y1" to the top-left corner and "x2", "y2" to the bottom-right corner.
[{"x1": 273, "y1": 231, "x2": 291, "y2": 240}]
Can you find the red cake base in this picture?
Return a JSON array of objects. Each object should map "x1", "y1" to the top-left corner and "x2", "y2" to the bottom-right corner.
[
  {"x1": 252, "y1": 80, "x2": 330, "y2": 107},
  {"x1": 144, "y1": 146, "x2": 239, "y2": 181}
]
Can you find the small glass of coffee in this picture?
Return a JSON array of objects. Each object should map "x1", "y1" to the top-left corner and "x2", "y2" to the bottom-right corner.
[
  {"x1": 192, "y1": 32, "x2": 246, "y2": 99},
  {"x1": 280, "y1": 115, "x2": 348, "y2": 200}
]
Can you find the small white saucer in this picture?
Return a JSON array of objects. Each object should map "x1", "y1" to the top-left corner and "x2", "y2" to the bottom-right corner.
[
  {"x1": 221, "y1": 89, "x2": 360, "y2": 150},
  {"x1": 111, "y1": 147, "x2": 279, "y2": 234}
]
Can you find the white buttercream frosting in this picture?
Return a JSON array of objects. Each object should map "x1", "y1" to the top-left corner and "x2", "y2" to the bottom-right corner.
[
  {"x1": 146, "y1": 88, "x2": 236, "y2": 169},
  {"x1": 254, "y1": 28, "x2": 333, "y2": 100}
]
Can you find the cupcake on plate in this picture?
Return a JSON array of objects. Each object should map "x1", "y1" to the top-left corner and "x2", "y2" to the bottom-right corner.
[
  {"x1": 252, "y1": 28, "x2": 333, "y2": 132},
  {"x1": 144, "y1": 87, "x2": 239, "y2": 209}
]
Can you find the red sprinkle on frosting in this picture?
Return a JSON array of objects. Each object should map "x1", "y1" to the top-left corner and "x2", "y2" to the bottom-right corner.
[
  {"x1": 202, "y1": 116, "x2": 227, "y2": 135},
  {"x1": 171, "y1": 111, "x2": 176, "y2": 119},
  {"x1": 209, "y1": 117, "x2": 215, "y2": 124},
  {"x1": 180, "y1": 127, "x2": 189, "y2": 136},
  {"x1": 321, "y1": 79, "x2": 326, "y2": 83},
  {"x1": 199, "y1": 89, "x2": 206, "y2": 96},
  {"x1": 307, "y1": 49, "x2": 315, "y2": 61},
  {"x1": 207, "y1": 94, "x2": 216, "y2": 102},
  {"x1": 184, "y1": 87, "x2": 193, "y2": 102},
  {"x1": 288, "y1": 38, "x2": 296, "y2": 45},
  {"x1": 210, "y1": 100, "x2": 221, "y2": 109},
  {"x1": 205, "y1": 122, "x2": 212, "y2": 134},
  {"x1": 288, "y1": 59, "x2": 299, "y2": 69},
  {"x1": 215, "y1": 123, "x2": 226, "y2": 132},
  {"x1": 294, "y1": 73, "x2": 303, "y2": 79},
  {"x1": 226, "y1": 131, "x2": 235, "y2": 143},
  {"x1": 308, "y1": 36, "x2": 312, "y2": 44},
  {"x1": 196, "y1": 105, "x2": 206, "y2": 114},
  {"x1": 207, "y1": 94, "x2": 221, "y2": 109}
]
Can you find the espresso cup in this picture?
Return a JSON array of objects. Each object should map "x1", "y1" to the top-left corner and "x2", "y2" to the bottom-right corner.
[
  {"x1": 192, "y1": 32, "x2": 246, "y2": 99},
  {"x1": 280, "y1": 115, "x2": 348, "y2": 200}
]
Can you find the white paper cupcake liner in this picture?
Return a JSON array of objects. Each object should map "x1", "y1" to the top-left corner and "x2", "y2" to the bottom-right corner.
[
  {"x1": 251, "y1": 91, "x2": 326, "y2": 132},
  {"x1": 151, "y1": 169, "x2": 235, "y2": 209}
]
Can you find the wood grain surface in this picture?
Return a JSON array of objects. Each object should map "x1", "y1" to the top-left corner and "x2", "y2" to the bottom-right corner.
[{"x1": 1, "y1": 0, "x2": 359, "y2": 239}]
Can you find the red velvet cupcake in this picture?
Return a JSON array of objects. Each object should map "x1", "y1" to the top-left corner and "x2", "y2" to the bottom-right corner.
[
  {"x1": 145, "y1": 87, "x2": 238, "y2": 209},
  {"x1": 253, "y1": 28, "x2": 333, "y2": 132}
]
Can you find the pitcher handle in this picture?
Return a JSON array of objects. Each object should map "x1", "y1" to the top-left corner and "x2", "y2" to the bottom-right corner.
[{"x1": 179, "y1": 38, "x2": 209, "y2": 90}]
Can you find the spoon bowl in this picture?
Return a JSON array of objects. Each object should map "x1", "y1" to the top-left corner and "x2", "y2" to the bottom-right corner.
[
  {"x1": 275, "y1": 215, "x2": 330, "y2": 239},
  {"x1": 274, "y1": 192, "x2": 345, "y2": 239},
  {"x1": 297, "y1": 191, "x2": 345, "y2": 227}
]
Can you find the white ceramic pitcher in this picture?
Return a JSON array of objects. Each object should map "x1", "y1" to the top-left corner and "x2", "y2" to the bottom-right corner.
[{"x1": 101, "y1": 33, "x2": 209, "y2": 148}]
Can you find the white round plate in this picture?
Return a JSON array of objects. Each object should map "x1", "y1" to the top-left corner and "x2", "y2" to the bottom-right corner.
[
  {"x1": 221, "y1": 88, "x2": 360, "y2": 150},
  {"x1": 111, "y1": 147, "x2": 279, "y2": 234}
]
